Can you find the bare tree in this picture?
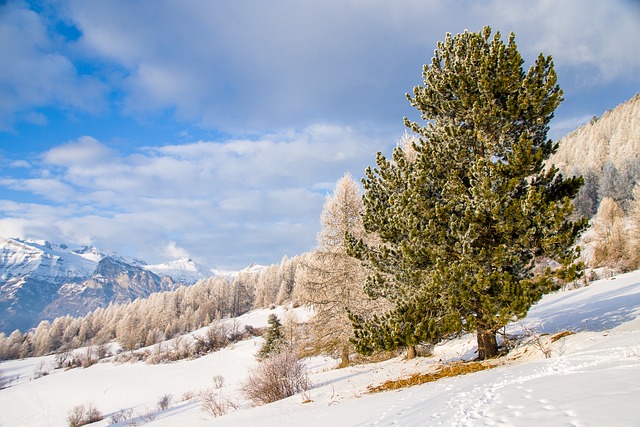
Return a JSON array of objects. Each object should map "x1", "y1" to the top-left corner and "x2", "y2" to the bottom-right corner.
[
  {"x1": 590, "y1": 197, "x2": 634, "y2": 270},
  {"x1": 297, "y1": 173, "x2": 383, "y2": 366}
]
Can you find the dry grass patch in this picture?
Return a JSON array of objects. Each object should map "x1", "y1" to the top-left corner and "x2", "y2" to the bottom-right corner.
[
  {"x1": 367, "y1": 361, "x2": 497, "y2": 394},
  {"x1": 550, "y1": 331, "x2": 576, "y2": 343}
]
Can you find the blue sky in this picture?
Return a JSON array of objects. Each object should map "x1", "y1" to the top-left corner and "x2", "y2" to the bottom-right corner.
[{"x1": 1, "y1": 0, "x2": 639, "y2": 270}]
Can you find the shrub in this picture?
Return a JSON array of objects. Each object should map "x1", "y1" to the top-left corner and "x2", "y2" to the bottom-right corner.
[
  {"x1": 241, "y1": 349, "x2": 310, "y2": 406},
  {"x1": 66, "y1": 405, "x2": 85, "y2": 427},
  {"x1": 33, "y1": 360, "x2": 50, "y2": 379},
  {"x1": 199, "y1": 388, "x2": 237, "y2": 418},
  {"x1": 212, "y1": 374, "x2": 225, "y2": 389},
  {"x1": 193, "y1": 323, "x2": 230, "y2": 355},
  {"x1": 157, "y1": 393, "x2": 172, "y2": 411},
  {"x1": 66, "y1": 403, "x2": 103, "y2": 427},
  {"x1": 109, "y1": 408, "x2": 133, "y2": 424}
]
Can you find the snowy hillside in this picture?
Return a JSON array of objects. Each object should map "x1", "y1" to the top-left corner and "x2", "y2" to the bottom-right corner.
[{"x1": 1, "y1": 271, "x2": 640, "y2": 426}]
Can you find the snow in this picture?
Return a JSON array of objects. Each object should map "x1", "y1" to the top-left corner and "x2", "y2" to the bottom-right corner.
[
  {"x1": 0, "y1": 238, "x2": 98, "y2": 280},
  {"x1": 144, "y1": 258, "x2": 215, "y2": 284},
  {"x1": 0, "y1": 237, "x2": 219, "y2": 286},
  {"x1": 2, "y1": 272, "x2": 640, "y2": 426}
]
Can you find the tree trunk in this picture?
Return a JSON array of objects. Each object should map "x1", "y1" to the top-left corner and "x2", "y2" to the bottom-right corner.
[
  {"x1": 339, "y1": 345, "x2": 350, "y2": 368},
  {"x1": 406, "y1": 345, "x2": 416, "y2": 360},
  {"x1": 476, "y1": 328, "x2": 498, "y2": 360}
]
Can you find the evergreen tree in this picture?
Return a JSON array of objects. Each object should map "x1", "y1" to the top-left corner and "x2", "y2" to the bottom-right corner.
[
  {"x1": 349, "y1": 27, "x2": 585, "y2": 360},
  {"x1": 258, "y1": 314, "x2": 285, "y2": 358}
]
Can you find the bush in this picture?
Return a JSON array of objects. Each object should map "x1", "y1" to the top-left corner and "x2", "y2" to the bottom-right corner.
[
  {"x1": 66, "y1": 403, "x2": 103, "y2": 427},
  {"x1": 199, "y1": 388, "x2": 237, "y2": 418},
  {"x1": 212, "y1": 374, "x2": 225, "y2": 389},
  {"x1": 66, "y1": 405, "x2": 84, "y2": 427},
  {"x1": 157, "y1": 393, "x2": 172, "y2": 411},
  {"x1": 33, "y1": 360, "x2": 50, "y2": 379},
  {"x1": 193, "y1": 323, "x2": 230, "y2": 355},
  {"x1": 241, "y1": 349, "x2": 310, "y2": 406},
  {"x1": 109, "y1": 408, "x2": 133, "y2": 424}
]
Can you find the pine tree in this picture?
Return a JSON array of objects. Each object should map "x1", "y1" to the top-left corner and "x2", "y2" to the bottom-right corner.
[
  {"x1": 349, "y1": 27, "x2": 586, "y2": 360},
  {"x1": 258, "y1": 314, "x2": 285, "y2": 358}
]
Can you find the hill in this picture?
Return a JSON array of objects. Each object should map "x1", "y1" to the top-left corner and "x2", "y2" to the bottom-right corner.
[
  {"x1": 549, "y1": 93, "x2": 640, "y2": 174},
  {"x1": 1, "y1": 270, "x2": 639, "y2": 426}
]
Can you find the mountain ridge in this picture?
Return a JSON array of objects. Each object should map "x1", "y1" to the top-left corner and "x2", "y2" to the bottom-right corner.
[{"x1": 0, "y1": 238, "x2": 219, "y2": 333}]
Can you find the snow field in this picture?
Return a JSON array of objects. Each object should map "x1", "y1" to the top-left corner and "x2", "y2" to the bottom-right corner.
[{"x1": 1, "y1": 272, "x2": 640, "y2": 426}]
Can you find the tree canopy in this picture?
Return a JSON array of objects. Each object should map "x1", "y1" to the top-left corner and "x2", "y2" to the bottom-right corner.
[{"x1": 349, "y1": 27, "x2": 586, "y2": 359}]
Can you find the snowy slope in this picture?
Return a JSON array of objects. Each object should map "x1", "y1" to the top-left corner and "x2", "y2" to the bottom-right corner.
[
  {"x1": 1, "y1": 272, "x2": 640, "y2": 426},
  {"x1": 0, "y1": 238, "x2": 98, "y2": 282},
  {"x1": 144, "y1": 258, "x2": 215, "y2": 284}
]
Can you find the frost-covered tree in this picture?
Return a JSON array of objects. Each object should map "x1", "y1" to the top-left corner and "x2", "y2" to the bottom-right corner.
[
  {"x1": 599, "y1": 160, "x2": 628, "y2": 205},
  {"x1": 33, "y1": 321, "x2": 52, "y2": 356},
  {"x1": 349, "y1": 27, "x2": 585, "y2": 360},
  {"x1": 591, "y1": 197, "x2": 634, "y2": 270},
  {"x1": 298, "y1": 173, "x2": 377, "y2": 366},
  {"x1": 571, "y1": 167, "x2": 600, "y2": 219}
]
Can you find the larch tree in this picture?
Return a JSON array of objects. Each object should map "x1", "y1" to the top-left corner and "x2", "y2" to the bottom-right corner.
[
  {"x1": 349, "y1": 27, "x2": 585, "y2": 360},
  {"x1": 591, "y1": 197, "x2": 634, "y2": 270},
  {"x1": 298, "y1": 172, "x2": 378, "y2": 366}
]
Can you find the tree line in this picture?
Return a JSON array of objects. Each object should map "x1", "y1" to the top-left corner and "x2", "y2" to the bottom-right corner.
[{"x1": 0, "y1": 256, "x2": 304, "y2": 359}]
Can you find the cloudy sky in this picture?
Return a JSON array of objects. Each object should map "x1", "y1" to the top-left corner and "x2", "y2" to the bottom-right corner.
[{"x1": 1, "y1": 0, "x2": 639, "y2": 270}]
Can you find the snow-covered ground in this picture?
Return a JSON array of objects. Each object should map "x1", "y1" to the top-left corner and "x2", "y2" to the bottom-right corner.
[{"x1": 2, "y1": 271, "x2": 640, "y2": 426}]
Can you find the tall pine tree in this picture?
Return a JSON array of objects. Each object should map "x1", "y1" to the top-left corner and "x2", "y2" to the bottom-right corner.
[{"x1": 349, "y1": 27, "x2": 586, "y2": 360}]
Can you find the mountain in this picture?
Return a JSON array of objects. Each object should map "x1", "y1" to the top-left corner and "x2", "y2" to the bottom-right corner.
[
  {"x1": 0, "y1": 238, "x2": 215, "y2": 334},
  {"x1": 145, "y1": 258, "x2": 213, "y2": 285},
  {"x1": 39, "y1": 256, "x2": 179, "y2": 322}
]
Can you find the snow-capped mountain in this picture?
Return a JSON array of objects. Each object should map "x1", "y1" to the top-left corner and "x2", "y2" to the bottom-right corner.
[
  {"x1": 0, "y1": 238, "x2": 98, "y2": 283},
  {"x1": 0, "y1": 238, "x2": 217, "y2": 333},
  {"x1": 144, "y1": 258, "x2": 214, "y2": 285}
]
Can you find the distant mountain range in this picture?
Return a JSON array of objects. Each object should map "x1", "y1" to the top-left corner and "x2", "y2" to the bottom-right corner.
[{"x1": 0, "y1": 238, "x2": 218, "y2": 334}]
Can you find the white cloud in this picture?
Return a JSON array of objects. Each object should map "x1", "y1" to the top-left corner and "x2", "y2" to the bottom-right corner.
[
  {"x1": 482, "y1": 0, "x2": 640, "y2": 83},
  {"x1": 2, "y1": 0, "x2": 639, "y2": 132},
  {"x1": 10, "y1": 160, "x2": 31, "y2": 169},
  {"x1": 0, "y1": 125, "x2": 388, "y2": 268},
  {"x1": 163, "y1": 241, "x2": 190, "y2": 260},
  {"x1": 44, "y1": 136, "x2": 115, "y2": 167},
  {"x1": 0, "y1": 178, "x2": 76, "y2": 202}
]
